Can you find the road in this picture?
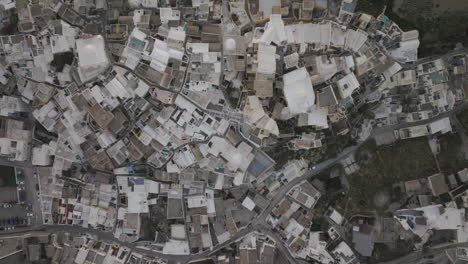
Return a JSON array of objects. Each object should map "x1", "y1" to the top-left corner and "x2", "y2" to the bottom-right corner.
[
  {"x1": 2, "y1": 101, "x2": 465, "y2": 264},
  {"x1": 7, "y1": 50, "x2": 468, "y2": 262},
  {"x1": 5, "y1": 4, "x2": 468, "y2": 264},
  {"x1": 190, "y1": 101, "x2": 468, "y2": 263}
]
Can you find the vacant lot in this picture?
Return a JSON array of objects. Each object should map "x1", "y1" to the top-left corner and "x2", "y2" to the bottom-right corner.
[
  {"x1": 340, "y1": 137, "x2": 438, "y2": 217},
  {"x1": 267, "y1": 133, "x2": 356, "y2": 169},
  {"x1": 457, "y1": 110, "x2": 468, "y2": 133},
  {"x1": 437, "y1": 133, "x2": 468, "y2": 174},
  {"x1": 0, "y1": 165, "x2": 16, "y2": 187}
]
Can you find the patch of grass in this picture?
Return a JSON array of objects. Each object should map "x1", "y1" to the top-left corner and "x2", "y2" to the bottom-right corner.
[
  {"x1": 457, "y1": 110, "x2": 468, "y2": 133},
  {"x1": 355, "y1": 138, "x2": 377, "y2": 163},
  {"x1": 15, "y1": 0, "x2": 28, "y2": 5},
  {"x1": 225, "y1": 86, "x2": 239, "y2": 108},
  {"x1": 0, "y1": 165, "x2": 16, "y2": 187},
  {"x1": 267, "y1": 146, "x2": 320, "y2": 170},
  {"x1": 355, "y1": 0, "x2": 388, "y2": 17},
  {"x1": 416, "y1": 16, "x2": 468, "y2": 57},
  {"x1": 310, "y1": 165, "x2": 346, "y2": 219},
  {"x1": 340, "y1": 137, "x2": 438, "y2": 217},
  {"x1": 314, "y1": 186, "x2": 345, "y2": 215},
  {"x1": 180, "y1": 0, "x2": 192, "y2": 7},
  {"x1": 370, "y1": 238, "x2": 418, "y2": 264},
  {"x1": 267, "y1": 134, "x2": 356, "y2": 169},
  {"x1": 310, "y1": 215, "x2": 330, "y2": 232},
  {"x1": 437, "y1": 133, "x2": 468, "y2": 174}
]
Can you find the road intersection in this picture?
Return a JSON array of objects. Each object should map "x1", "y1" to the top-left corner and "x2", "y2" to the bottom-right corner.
[{"x1": 3, "y1": 102, "x2": 465, "y2": 264}]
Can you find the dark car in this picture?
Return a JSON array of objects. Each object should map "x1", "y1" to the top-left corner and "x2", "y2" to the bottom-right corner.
[{"x1": 18, "y1": 191, "x2": 26, "y2": 203}]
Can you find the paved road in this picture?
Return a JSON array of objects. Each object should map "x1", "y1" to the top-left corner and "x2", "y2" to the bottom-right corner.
[
  {"x1": 8, "y1": 7, "x2": 468, "y2": 263},
  {"x1": 5, "y1": 101, "x2": 466, "y2": 264}
]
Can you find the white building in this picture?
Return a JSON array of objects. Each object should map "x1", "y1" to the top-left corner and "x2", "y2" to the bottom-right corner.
[
  {"x1": 76, "y1": 35, "x2": 110, "y2": 82},
  {"x1": 283, "y1": 67, "x2": 315, "y2": 115}
]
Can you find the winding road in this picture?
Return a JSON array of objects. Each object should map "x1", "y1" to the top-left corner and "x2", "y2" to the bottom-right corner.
[{"x1": 4, "y1": 102, "x2": 465, "y2": 264}]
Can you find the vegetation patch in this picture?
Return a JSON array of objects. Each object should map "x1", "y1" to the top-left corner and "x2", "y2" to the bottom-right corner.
[
  {"x1": 457, "y1": 110, "x2": 468, "y2": 134},
  {"x1": 267, "y1": 133, "x2": 356, "y2": 169},
  {"x1": 437, "y1": 133, "x2": 468, "y2": 174},
  {"x1": 356, "y1": 0, "x2": 468, "y2": 57},
  {"x1": 0, "y1": 165, "x2": 17, "y2": 187},
  {"x1": 370, "y1": 238, "x2": 420, "y2": 264},
  {"x1": 339, "y1": 137, "x2": 438, "y2": 217}
]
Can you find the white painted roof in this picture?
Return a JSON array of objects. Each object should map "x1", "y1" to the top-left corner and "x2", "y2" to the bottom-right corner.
[
  {"x1": 242, "y1": 196, "x2": 256, "y2": 211},
  {"x1": 76, "y1": 35, "x2": 108, "y2": 67},
  {"x1": 336, "y1": 72, "x2": 359, "y2": 99},
  {"x1": 283, "y1": 67, "x2": 315, "y2": 114},
  {"x1": 257, "y1": 44, "x2": 276, "y2": 75}
]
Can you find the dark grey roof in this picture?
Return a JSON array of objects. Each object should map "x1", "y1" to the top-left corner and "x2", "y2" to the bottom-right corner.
[
  {"x1": 398, "y1": 209, "x2": 424, "y2": 217},
  {"x1": 247, "y1": 150, "x2": 275, "y2": 177},
  {"x1": 352, "y1": 232, "x2": 374, "y2": 257}
]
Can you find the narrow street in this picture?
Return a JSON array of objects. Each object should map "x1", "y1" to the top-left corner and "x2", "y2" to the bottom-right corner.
[
  {"x1": 0, "y1": 2, "x2": 467, "y2": 264},
  {"x1": 3, "y1": 102, "x2": 465, "y2": 264}
]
